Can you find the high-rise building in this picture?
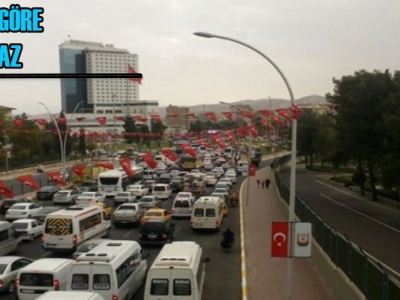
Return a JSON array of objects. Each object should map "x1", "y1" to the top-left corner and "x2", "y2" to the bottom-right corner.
[{"x1": 59, "y1": 39, "x2": 139, "y2": 114}]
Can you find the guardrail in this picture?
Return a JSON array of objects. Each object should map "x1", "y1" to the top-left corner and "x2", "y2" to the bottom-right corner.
[{"x1": 273, "y1": 154, "x2": 400, "y2": 300}]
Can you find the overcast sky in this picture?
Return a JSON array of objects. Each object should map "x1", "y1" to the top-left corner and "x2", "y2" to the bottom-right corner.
[{"x1": 2, "y1": 0, "x2": 400, "y2": 115}]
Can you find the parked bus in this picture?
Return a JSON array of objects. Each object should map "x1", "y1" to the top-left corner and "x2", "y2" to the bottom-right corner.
[{"x1": 97, "y1": 166, "x2": 143, "y2": 197}]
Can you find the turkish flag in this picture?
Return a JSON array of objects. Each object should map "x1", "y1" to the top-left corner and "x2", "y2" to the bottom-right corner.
[
  {"x1": 260, "y1": 120, "x2": 274, "y2": 130},
  {"x1": 222, "y1": 111, "x2": 233, "y2": 121},
  {"x1": 128, "y1": 64, "x2": 142, "y2": 84},
  {"x1": 248, "y1": 124, "x2": 258, "y2": 138},
  {"x1": 161, "y1": 149, "x2": 178, "y2": 162},
  {"x1": 46, "y1": 171, "x2": 67, "y2": 186},
  {"x1": 167, "y1": 113, "x2": 178, "y2": 118},
  {"x1": 14, "y1": 119, "x2": 25, "y2": 127},
  {"x1": 57, "y1": 118, "x2": 67, "y2": 125},
  {"x1": 96, "y1": 162, "x2": 114, "y2": 169},
  {"x1": 119, "y1": 157, "x2": 135, "y2": 177},
  {"x1": 16, "y1": 175, "x2": 40, "y2": 190},
  {"x1": 76, "y1": 117, "x2": 86, "y2": 122},
  {"x1": 289, "y1": 105, "x2": 302, "y2": 120},
  {"x1": 142, "y1": 153, "x2": 157, "y2": 169},
  {"x1": 114, "y1": 116, "x2": 125, "y2": 121},
  {"x1": 270, "y1": 115, "x2": 285, "y2": 127},
  {"x1": 96, "y1": 117, "x2": 107, "y2": 126},
  {"x1": 204, "y1": 112, "x2": 218, "y2": 122},
  {"x1": 241, "y1": 110, "x2": 255, "y2": 119},
  {"x1": 0, "y1": 181, "x2": 13, "y2": 198},
  {"x1": 186, "y1": 112, "x2": 197, "y2": 118},
  {"x1": 271, "y1": 222, "x2": 290, "y2": 257},
  {"x1": 180, "y1": 144, "x2": 197, "y2": 157},
  {"x1": 276, "y1": 109, "x2": 293, "y2": 122},
  {"x1": 249, "y1": 164, "x2": 257, "y2": 177},
  {"x1": 34, "y1": 119, "x2": 47, "y2": 126},
  {"x1": 72, "y1": 165, "x2": 86, "y2": 178},
  {"x1": 259, "y1": 109, "x2": 272, "y2": 117}
]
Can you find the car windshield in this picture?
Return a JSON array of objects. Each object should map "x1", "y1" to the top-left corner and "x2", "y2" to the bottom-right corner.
[
  {"x1": 154, "y1": 186, "x2": 166, "y2": 191},
  {"x1": 10, "y1": 205, "x2": 26, "y2": 210},
  {"x1": 12, "y1": 222, "x2": 28, "y2": 229},
  {"x1": 41, "y1": 186, "x2": 56, "y2": 191},
  {"x1": 80, "y1": 193, "x2": 94, "y2": 197},
  {"x1": 146, "y1": 211, "x2": 162, "y2": 217},
  {"x1": 4, "y1": 200, "x2": 16, "y2": 205},
  {"x1": 177, "y1": 193, "x2": 190, "y2": 198},
  {"x1": 174, "y1": 200, "x2": 190, "y2": 208},
  {"x1": 0, "y1": 264, "x2": 7, "y2": 274},
  {"x1": 56, "y1": 191, "x2": 70, "y2": 196},
  {"x1": 116, "y1": 193, "x2": 129, "y2": 197},
  {"x1": 141, "y1": 197, "x2": 154, "y2": 203},
  {"x1": 119, "y1": 205, "x2": 136, "y2": 210},
  {"x1": 215, "y1": 188, "x2": 227, "y2": 193}
]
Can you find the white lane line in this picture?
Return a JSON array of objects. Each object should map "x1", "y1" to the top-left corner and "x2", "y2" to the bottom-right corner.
[
  {"x1": 239, "y1": 178, "x2": 248, "y2": 300},
  {"x1": 40, "y1": 251, "x2": 51, "y2": 258},
  {"x1": 320, "y1": 193, "x2": 400, "y2": 234},
  {"x1": 316, "y1": 180, "x2": 398, "y2": 213},
  {"x1": 123, "y1": 229, "x2": 135, "y2": 238}
]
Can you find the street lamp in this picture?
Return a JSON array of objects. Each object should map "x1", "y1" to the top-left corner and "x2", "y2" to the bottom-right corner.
[
  {"x1": 195, "y1": 32, "x2": 298, "y2": 300},
  {"x1": 220, "y1": 101, "x2": 253, "y2": 207},
  {"x1": 38, "y1": 102, "x2": 65, "y2": 172}
]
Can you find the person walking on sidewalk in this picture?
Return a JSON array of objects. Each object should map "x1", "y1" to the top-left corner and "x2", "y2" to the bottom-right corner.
[
  {"x1": 261, "y1": 180, "x2": 265, "y2": 188},
  {"x1": 265, "y1": 178, "x2": 271, "y2": 189},
  {"x1": 256, "y1": 179, "x2": 260, "y2": 188}
]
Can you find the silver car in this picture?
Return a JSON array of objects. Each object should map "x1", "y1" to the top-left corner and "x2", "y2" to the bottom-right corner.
[
  {"x1": 0, "y1": 256, "x2": 33, "y2": 293},
  {"x1": 139, "y1": 195, "x2": 162, "y2": 209},
  {"x1": 112, "y1": 203, "x2": 146, "y2": 226},
  {"x1": 53, "y1": 189, "x2": 80, "y2": 205}
]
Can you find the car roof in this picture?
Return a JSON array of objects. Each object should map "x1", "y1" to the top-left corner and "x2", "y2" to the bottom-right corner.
[
  {"x1": 144, "y1": 218, "x2": 165, "y2": 223},
  {"x1": 10, "y1": 203, "x2": 31, "y2": 207},
  {"x1": 12, "y1": 219, "x2": 37, "y2": 223},
  {"x1": 0, "y1": 256, "x2": 27, "y2": 264},
  {"x1": 147, "y1": 208, "x2": 166, "y2": 212}
]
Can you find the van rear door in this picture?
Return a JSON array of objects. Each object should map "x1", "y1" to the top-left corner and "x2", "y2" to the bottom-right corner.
[
  {"x1": 146, "y1": 269, "x2": 171, "y2": 300},
  {"x1": 43, "y1": 218, "x2": 74, "y2": 250}
]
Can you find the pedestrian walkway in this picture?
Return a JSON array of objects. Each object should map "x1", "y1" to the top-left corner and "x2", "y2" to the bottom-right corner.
[{"x1": 241, "y1": 166, "x2": 337, "y2": 300}]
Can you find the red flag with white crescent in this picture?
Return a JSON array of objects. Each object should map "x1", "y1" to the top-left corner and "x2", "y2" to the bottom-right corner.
[
  {"x1": 271, "y1": 222, "x2": 289, "y2": 257},
  {"x1": 14, "y1": 119, "x2": 25, "y2": 127},
  {"x1": 161, "y1": 149, "x2": 178, "y2": 162},
  {"x1": 0, "y1": 181, "x2": 13, "y2": 198},
  {"x1": 204, "y1": 112, "x2": 218, "y2": 122},
  {"x1": 248, "y1": 124, "x2": 258, "y2": 138},
  {"x1": 142, "y1": 153, "x2": 157, "y2": 169},
  {"x1": 96, "y1": 162, "x2": 115, "y2": 170},
  {"x1": 180, "y1": 144, "x2": 197, "y2": 157},
  {"x1": 34, "y1": 119, "x2": 47, "y2": 126},
  {"x1": 96, "y1": 117, "x2": 107, "y2": 126},
  {"x1": 119, "y1": 157, "x2": 135, "y2": 177},
  {"x1": 128, "y1": 64, "x2": 142, "y2": 84},
  {"x1": 222, "y1": 111, "x2": 233, "y2": 121},
  {"x1": 72, "y1": 165, "x2": 86, "y2": 178},
  {"x1": 16, "y1": 175, "x2": 40, "y2": 190},
  {"x1": 46, "y1": 171, "x2": 67, "y2": 186}
]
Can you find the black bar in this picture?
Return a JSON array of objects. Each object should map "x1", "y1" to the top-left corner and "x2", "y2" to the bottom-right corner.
[{"x1": 0, "y1": 73, "x2": 143, "y2": 79}]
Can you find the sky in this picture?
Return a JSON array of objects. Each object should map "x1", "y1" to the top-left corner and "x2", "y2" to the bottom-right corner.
[{"x1": 1, "y1": 0, "x2": 400, "y2": 115}]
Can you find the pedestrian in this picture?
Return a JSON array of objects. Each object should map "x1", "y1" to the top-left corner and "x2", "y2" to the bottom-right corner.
[
  {"x1": 261, "y1": 180, "x2": 265, "y2": 188},
  {"x1": 256, "y1": 179, "x2": 260, "y2": 188},
  {"x1": 265, "y1": 178, "x2": 271, "y2": 189},
  {"x1": 270, "y1": 160, "x2": 275, "y2": 170}
]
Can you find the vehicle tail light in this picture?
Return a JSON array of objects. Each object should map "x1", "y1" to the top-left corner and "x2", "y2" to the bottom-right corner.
[
  {"x1": 163, "y1": 234, "x2": 167, "y2": 239},
  {"x1": 216, "y1": 220, "x2": 219, "y2": 226},
  {"x1": 54, "y1": 279, "x2": 60, "y2": 290},
  {"x1": 0, "y1": 279, "x2": 3, "y2": 287},
  {"x1": 72, "y1": 235, "x2": 77, "y2": 245},
  {"x1": 112, "y1": 295, "x2": 119, "y2": 300}
]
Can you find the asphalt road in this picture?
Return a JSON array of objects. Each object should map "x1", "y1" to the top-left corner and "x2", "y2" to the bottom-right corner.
[
  {"x1": 279, "y1": 166, "x2": 400, "y2": 276},
  {"x1": 0, "y1": 165, "x2": 251, "y2": 300}
]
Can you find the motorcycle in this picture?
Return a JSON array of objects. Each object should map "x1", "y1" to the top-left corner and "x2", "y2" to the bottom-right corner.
[
  {"x1": 230, "y1": 193, "x2": 239, "y2": 207},
  {"x1": 220, "y1": 233, "x2": 235, "y2": 251}
]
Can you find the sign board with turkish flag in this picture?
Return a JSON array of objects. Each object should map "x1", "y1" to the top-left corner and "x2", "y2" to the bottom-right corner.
[
  {"x1": 271, "y1": 221, "x2": 289, "y2": 257},
  {"x1": 293, "y1": 222, "x2": 312, "y2": 258},
  {"x1": 248, "y1": 164, "x2": 256, "y2": 177}
]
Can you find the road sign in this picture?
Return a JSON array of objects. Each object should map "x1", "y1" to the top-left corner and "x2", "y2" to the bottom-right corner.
[
  {"x1": 271, "y1": 221, "x2": 289, "y2": 257},
  {"x1": 249, "y1": 164, "x2": 256, "y2": 177},
  {"x1": 293, "y1": 222, "x2": 312, "y2": 258}
]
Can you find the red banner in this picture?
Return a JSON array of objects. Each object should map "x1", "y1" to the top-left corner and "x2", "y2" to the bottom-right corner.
[
  {"x1": 14, "y1": 119, "x2": 25, "y2": 127},
  {"x1": 222, "y1": 111, "x2": 233, "y2": 121},
  {"x1": 142, "y1": 153, "x2": 157, "y2": 169},
  {"x1": 16, "y1": 175, "x2": 40, "y2": 190},
  {"x1": 119, "y1": 157, "x2": 135, "y2": 177},
  {"x1": 0, "y1": 181, "x2": 13, "y2": 198},
  {"x1": 180, "y1": 144, "x2": 197, "y2": 157},
  {"x1": 96, "y1": 117, "x2": 107, "y2": 126},
  {"x1": 47, "y1": 171, "x2": 67, "y2": 186},
  {"x1": 248, "y1": 124, "x2": 258, "y2": 138},
  {"x1": 271, "y1": 222, "x2": 290, "y2": 257},
  {"x1": 34, "y1": 119, "x2": 47, "y2": 126},
  {"x1": 72, "y1": 165, "x2": 86, "y2": 178},
  {"x1": 161, "y1": 149, "x2": 178, "y2": 162},
  {"x1": 249, "y1": 164, "x2": 257, "y2": 177}
]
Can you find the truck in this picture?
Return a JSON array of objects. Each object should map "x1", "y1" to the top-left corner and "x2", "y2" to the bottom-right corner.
[
  {"x1": 183, "y1": 173, "x2": 206, "y2": 197},
  {"x1": 251, "y1": 147, "x2": 263, "y2": 167}
]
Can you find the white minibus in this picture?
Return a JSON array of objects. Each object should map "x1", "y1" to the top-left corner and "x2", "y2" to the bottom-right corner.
[
  {"x1": 17, "y1": 258, "x2": 74, "y2": 300},
  {"x1": 152, "y1": 184, "x2": 172, "y2": 200},
  {"x1": 190, "y1": 196, "x2": 225, "y2": 231},
  {"x1": 144, "y1": 241, "x2": 209, "y2": 300},
  {"x1": 97, "y1": 166, "x2": 143, "y2": 197},
  {"x1": 68, "y1": 240, "x2": 148, "y2": 300},
  {"x1": 42, "y1": 206, "x2": 110, "y2": 252},
  {"x1": 36, "y1": 291, "x2": 105, "y2": 300}
]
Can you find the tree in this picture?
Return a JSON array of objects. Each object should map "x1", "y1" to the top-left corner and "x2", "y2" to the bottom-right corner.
[
  {"x1": 123, "y1": 116, "x2": 137, "y2": 144},
  {"x1": 297, "y1": 110, "x2": 320, "y2": 167}
]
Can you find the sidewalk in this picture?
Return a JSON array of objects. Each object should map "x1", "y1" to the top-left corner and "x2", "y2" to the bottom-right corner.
[{"x1": 242, "y1": 166, "x2": 337, "y2": 300}]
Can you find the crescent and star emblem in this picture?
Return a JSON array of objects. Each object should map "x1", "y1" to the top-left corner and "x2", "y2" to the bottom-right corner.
[{"x1": 273, "y1": 232, "x2": 286, "y2": 246}]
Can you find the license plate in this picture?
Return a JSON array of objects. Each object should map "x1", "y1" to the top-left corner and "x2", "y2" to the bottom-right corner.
[
  {"x1": 148, "y1": 234, "x2": 157, "y2": 239},
  {"x1": 21, "y1": 289, "x2": 34, "y2": 293}
]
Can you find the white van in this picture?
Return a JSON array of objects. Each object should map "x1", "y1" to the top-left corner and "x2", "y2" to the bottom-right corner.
[
  {"x1": 152, "y1": 184, "x2": 172, "y2": 200},
  {"x1": 191, "y1": 196, "x2": 225, "y2": 231},
  {"x1": 36, "y1": 291, "x2": 105, "y2": 300},
  {"x1": 0, "y1": 221, "x2": 22, "y2": 255},
  {"x1": 68, "y1": 240, "x2": 147, "y2": 300},
  {"x1": 171, "y1": 192, "x2": 195, "y2": 218},
  {"x1": 17, "y1": 258, "x2": 74, "y2": 300},
  {"x1": 144, "y1": 241, "x2": 209, "y2": 300},
  {"x1": 143, "y1": 169, "x2": 157, "y2": 180},
  {"x1": 42, "y1": 206, "x2": 110, "y2": 252},
  {"x1": 237, "y1": 160, "x2": 249, "y2": 175}
]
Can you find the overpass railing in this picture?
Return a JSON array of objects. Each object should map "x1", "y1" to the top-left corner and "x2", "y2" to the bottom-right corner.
[{"x1": 273, "y1": 155, "x2": 400, "y2": 300}]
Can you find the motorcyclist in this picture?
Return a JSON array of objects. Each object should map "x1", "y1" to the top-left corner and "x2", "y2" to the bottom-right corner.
[
  {"x1": 230, "y1": 192, "x2": 239, "y2": 206},
  {"x1": 222, "y1": 228, "x2": 235, "y2": 246}
]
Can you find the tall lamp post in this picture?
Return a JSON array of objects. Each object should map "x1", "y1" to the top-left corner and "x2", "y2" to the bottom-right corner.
[
  {"x1": 220, "y1": 101, "x2": 252, "y2": 207},
  {"x1": 194, "y1": 32, "x2": 298, "y2": 300},
  {"x1": 38, "y1": 102, "x2": 65, "y2": 174}
]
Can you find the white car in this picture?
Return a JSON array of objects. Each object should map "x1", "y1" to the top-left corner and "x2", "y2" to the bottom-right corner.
[
  {"x1": 203, "y1": 163, "x2": 214, "y2": 171},
  {"x1": 126, "y1": 184, "x2": 149, "y2": 197},
  {"x1": 218, "y1": 178, "x2": 233, "y2": 188},
  {"x1": 221, "y1": 163, "x2": 231, "y2": 170},
  {"x1": 11, "y1": 219, "x2": 43, "y2": 242},
  {"x1": 212, "y1": 167, "x2": 224, "y2": 178},
  {"x1": 206, "y1": 174, "x2": 218, "y2": 186},
  {"x1": 174, "y1": 192, "x2": 196, "y2": 204},
  {"x1": 76, "y1": 192, "x2": 105, "y2": 205},
  {"x1": 5, "y1": 203, "x2": 42, "y2": 222},
  {"x1": 203, "y1": 158, "x2": 212, "y2": 165},
  {"x1": 190, "y1": 169, "x2": 200, "y2": 174},
  {"x1": 225, "y1": 172, "x2": 238, "y2": 184},
  {"x1": 169, "y1": 170, "x2": 180, "y2": 177}
]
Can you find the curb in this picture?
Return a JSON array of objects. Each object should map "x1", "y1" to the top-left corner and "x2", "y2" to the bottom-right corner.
[{"x1": 239, "y1": 175, "x2": 248, "y2": 300}]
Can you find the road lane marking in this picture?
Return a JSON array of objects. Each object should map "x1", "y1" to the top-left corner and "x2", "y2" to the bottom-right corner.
[
  {"x1": 320, "y1": 193, "x2": 400, "y2": 234},
  {"x1": 316, "y1": 180, "x2": 398, "y2": 213},
  {"x1": 123, "y1": 229, "x2": 135, "y2": 238},
  {"x1": 239, "y1": 178, "x2": 248, "y2": 300}
]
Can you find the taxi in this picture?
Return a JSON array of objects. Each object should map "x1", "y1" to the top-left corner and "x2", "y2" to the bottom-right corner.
[
  {"x1": 141, "y1": 208, "x2": 171, "y2": 224},
  {"x1": 92, "y1": 202, "x2": 113, "y2": 219}
]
